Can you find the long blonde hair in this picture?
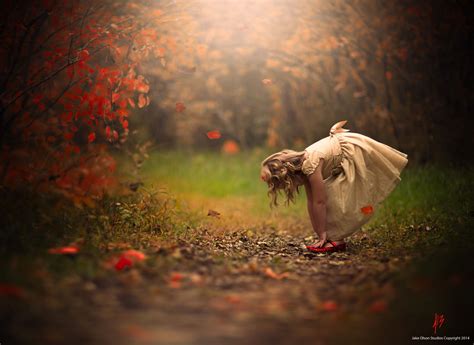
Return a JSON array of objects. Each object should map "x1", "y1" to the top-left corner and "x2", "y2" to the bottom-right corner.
[{"x1": 260, "y1": 149, "x2": 306, "y2": 207}]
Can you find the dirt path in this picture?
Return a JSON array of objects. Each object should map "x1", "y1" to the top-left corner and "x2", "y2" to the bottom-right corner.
[{"x1": 2, "y1": 223, "x2": 417, "y2": 345}]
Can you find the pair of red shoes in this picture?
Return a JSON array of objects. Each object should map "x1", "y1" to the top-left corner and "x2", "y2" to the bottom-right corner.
[{"x1": 306, "y1": 240, "x2": 346, "y2": 253}]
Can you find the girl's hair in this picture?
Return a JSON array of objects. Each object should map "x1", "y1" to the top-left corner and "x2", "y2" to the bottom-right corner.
[{"x1": 260, "y1": 149, "x2": 306, "y2": 207}]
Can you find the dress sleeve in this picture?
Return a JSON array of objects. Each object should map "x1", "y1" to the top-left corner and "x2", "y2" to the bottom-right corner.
[{"x1": 301, "y1": 150, "x2": 321, "y2": 175}]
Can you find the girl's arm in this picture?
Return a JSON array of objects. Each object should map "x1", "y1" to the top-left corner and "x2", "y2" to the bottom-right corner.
[{"x1": 304, "y1": 158, "x2": 327, "y2": 247}]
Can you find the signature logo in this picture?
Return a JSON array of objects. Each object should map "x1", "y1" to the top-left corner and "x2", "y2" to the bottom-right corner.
[{"x1": 432, "y1": 313, "x2": 446, "y2": 335}]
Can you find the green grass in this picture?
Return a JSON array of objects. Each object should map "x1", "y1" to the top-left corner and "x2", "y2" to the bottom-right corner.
[
  {"x1": 143, "y1": 150, "x2": 473, "y2": 218},
  {"x1": 141, "y1": 149, "x2": 474, "y2": 255}
]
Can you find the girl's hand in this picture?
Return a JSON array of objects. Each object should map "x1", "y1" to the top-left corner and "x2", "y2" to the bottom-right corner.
[{"x1": 313, "y1": 231, "x2": 327, "y2": 248}]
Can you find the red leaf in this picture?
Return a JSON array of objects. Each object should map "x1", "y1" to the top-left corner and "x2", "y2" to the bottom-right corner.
[
  {"x1": 115, "y1": 256, "x2": 133, "y2": 271},
  {"x1": 117, "y1": 108, "x2": 129, "y2": 116},
  {"x1": 369, "y1": 300, "x2": 388, "y2": 313},
  {"x1": 321, "y1": 300, "x2": 338, "y2": 311},
  {"x1": 222, "y1": 140, "x2": 240, "y2": 154},
  {"x1": 122, "y1": 120, "x2": 129, "y2": 129},
  {"x1": 169, "y1": 272, "x2": 184, "y2": 288},
  {"x1": 105, "y1": 126, "x2": 111, "y2": 138},
  {"x1": 385, "y1": 71, "x2": 393, "y2": 80},
  {"x1": 128, "y1": 98, "x2": 136, "y2": 108},
  {"x1": 88, "y1": 132, "x2": 96, "y2": 143},
  {"x1": 206, "y1": 130, "x2": 221, "y2": 140},
  {"x1": 121, "y1": 249, "x2": 146, "y2": 262},
  {"x1": 78, "y1": 49, "x2": 90, "y2": 61},
  {"x1": 64, "y1": 132, "x2": 74, "y2": 141},
  {"x1": 118, "y1": 99, "x2": 127, "y2": 109},
  {"x1": 175, "y1": 102, "x2": 186, "y2": 112},
  {"x1": 361, "y1": 205, "x2": 374, "y2": 215},
  {"x1": 138, "y1": 94, "x2": 147, "y2": 108},
  {"x1": 48, "y1": 245, "x2": 79, "y2": 255}
]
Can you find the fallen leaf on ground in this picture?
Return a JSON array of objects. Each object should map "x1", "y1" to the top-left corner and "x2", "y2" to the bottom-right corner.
[
  {"x1": 122, "y1": 324, "x2": 153, "y2": 341},
  {"x1": 320, "y1": 300, "x2": 338, "y2": 311},
  {"x1": 175, "y1": 102, "x2": 186, "y2": 112},
  {"x1": 264, "y1": 267, "x2": 289, "y2": 280},
  {"x1": 115, "y1": 256, "x2": 133, "y2": 271},
  {"x1": 225, "y1": 294, "x2": 241, "y2": 304},
  {"x1": 261, "y1": 78, "x2": 272, "y2": 85},
  {"x1": 168, "y1": 272, "x2": 185, "y2": 288},
  {"x1": 207, "y1": 209, "x2": 221, "y2": 218},
  {"x1": 122, "y1": 249, "x2": 147, "y2": 262},
  {"x1": 48, "y1": 245, "x2": 79, "y2": 255},
  {"x1": 112, "y1": 249, "x2": 146, "y2": 271}
]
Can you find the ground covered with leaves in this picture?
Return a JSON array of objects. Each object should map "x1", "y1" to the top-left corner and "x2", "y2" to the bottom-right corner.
[{"x1": 1, "y1": 155, "x2": 474, "y2": 344}]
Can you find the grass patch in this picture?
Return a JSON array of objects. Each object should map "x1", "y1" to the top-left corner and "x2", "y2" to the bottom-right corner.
[
  {"x1": 0, "y1": 186, "x2": 193, "y2": 287},
  {"x1": 142, "y1": 150, "x2": 474, "y2": 251}
]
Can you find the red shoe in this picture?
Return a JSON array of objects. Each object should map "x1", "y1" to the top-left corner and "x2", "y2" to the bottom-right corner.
[{"x1": 306, "y1": 241, "x2": 346, "y2": 253}]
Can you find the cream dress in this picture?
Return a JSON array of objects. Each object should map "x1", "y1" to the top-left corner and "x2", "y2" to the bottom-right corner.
[{"x1": 301, "y1": 120, "x2": 408, "y2": 241}]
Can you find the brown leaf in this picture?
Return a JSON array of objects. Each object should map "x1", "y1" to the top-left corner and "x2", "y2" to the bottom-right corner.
[
  {"x1": 207, "y1": 209, "x2": 221, "y2": 218},
  {"x1": 263, "y1": 267, "x2": 289, "y2": 280},
  {"x1": 175, "y1": 102, "x2": 186, "y2": 112}
]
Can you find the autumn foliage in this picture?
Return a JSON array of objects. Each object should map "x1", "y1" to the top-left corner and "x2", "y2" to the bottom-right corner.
[{"x1": 0, "y1": 0, "x2": 174, "y2": 205}]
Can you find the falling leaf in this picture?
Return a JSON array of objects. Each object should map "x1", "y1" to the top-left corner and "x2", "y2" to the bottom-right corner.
[
  {"x1": 369, "y1": 300, "x2": 388, "y2": 313},
  {"x1": 361, "y1": 205, "x2": 374, "y2": 215},
  {"x1": 261, "y1": 78, "x2": 272, "y2": 85},
  {"x1": 222, "y1": 140, "x2": 240, "y2": 154},
  {"x1": 115, "y1": 256, "x2": 133, "y2": 271},
  {"x1": 138, "y1": 94, "x2": 147, "y2": 108},
  {"x1": 175, "y1": 102, "x2": 186, "y2": 112},
  {"x1": 88, "y1": 132, "x2": 96, "y2": 143},
  {"x1": 48, "y1": 245, "x2": 79, "y2": 255},
  {"x1": 264, "y1": 267, "x2": 289, "y2": 280},
  {"x1": 207, "y1": 209, "x2": 221, "y2": 218},
  {"x1": 206, "y1": 130, "x2": 221, "y2": 140},
  {"x1": 321, "y1": 300, "x2": 338, "y2": 311},
  {"x1": 385, "y1": 71, "x2": 393, "y2": 80}
]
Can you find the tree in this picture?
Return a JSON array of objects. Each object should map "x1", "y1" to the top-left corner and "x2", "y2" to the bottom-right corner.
[{"x1": 0, "y1": 0, "x2": 187, "y2": 205}]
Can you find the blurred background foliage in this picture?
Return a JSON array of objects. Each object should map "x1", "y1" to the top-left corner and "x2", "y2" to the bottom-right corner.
[{"x1": 133, "y1": 0, "x2": 473, "y2": 165}]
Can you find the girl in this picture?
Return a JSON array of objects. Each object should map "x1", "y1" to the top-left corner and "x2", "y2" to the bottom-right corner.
[{"x1": 260, "y1": 120, "x2": 408, "y2": 253}]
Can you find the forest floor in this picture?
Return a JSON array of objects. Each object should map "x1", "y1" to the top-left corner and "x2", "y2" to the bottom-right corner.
[{"x1": 1, "y1": 151, "x2": 474, "y2": 345}]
